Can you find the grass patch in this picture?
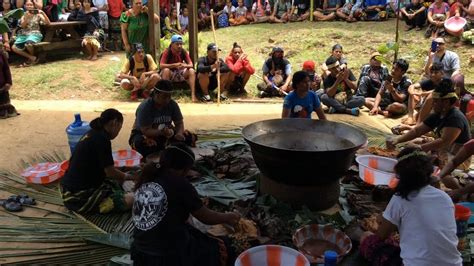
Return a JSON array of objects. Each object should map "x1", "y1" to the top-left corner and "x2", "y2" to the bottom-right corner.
[{"x1": 10, "y1": 20, "x2": 474, "y2": 101}]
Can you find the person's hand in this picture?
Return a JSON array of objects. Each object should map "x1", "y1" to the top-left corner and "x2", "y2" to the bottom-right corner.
[
  {"x1": 369, "y1": 107, "x2": 378, "y2": 116},
  {"x1": 141, "y1": 6, "x2": 148, "y2": 13},
  {"x1": 224, "y1": 212, "x2": 241, "y2": 226},
  {"x1": 384, "y1": 81, "x2": 393, "y2": 92},
  {"x1": 143, "y1": 137, "x2": 157, "y2": 147},
  {"x1": 280, "y1": 84, "x2": 288, "y2": 93},
  {"x1": 405, "y1": 142, "x2": 421, "y2": 150},
  {"x1": 131, "y1": 76, "x2": 140, "y2": 89},
  {"x1": 174, "y1": 132, "x2": 185, "y2": 141},
  {"x1": 139, "y1": 72, "x2": 147, "y2": 82},
  {"x1": 3, "y1": 42, "x2": 10, "y2": 52},
  {"x1": 240, "y1": 53, "x2": 248, "y2": 60},
  {"x1": 336, "y1": 71, "x2": 344, "y2": 83},
  {"x1": 125, "y1": 43, "x2": 131, "y2": 53},
  {"x1": 447, "y1": 189, "x2": 464, "y2": 202},
  {"x1": 386, "y1": 136, "x2": 398, "y2": 150},
  {"x1": 162, "y1": 127, "x2": 174, "y2": 138}
]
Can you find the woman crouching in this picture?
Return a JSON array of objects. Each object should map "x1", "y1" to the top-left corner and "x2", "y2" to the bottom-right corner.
[
  {"x1": 359, "y1": 147, "x2": 462, "y2": 266},
  {"x1": 131, "y1": 143, "x2": 240, "y2": 265}
]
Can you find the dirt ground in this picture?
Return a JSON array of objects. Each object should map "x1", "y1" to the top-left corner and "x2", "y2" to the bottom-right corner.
[
  {"x1": 0, "y1": 100, "x2": 397, "y2": 171},
  {"x1": 0, "y1": 100, "x2": 282, "y2": 171}
]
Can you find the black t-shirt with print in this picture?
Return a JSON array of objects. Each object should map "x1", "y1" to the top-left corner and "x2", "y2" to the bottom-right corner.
[
  {"x1": 323, "y1": 70, "x2": 357, "y2": 94},
  {"x1": 132, "y1": 98, "x2": 183, "y2": 132},
  {"x1": 293, "y1": 0, "x2": 310, "y2": 15},
  {"x1": 423, "y1": 108, "x2": 471, "y2": 144},
  {"x1": 132, "y1": 175, "x2": 203, "y2": 255},
  {"x1": 61, "y1": 129, "x2": 114, "y2": 191}
]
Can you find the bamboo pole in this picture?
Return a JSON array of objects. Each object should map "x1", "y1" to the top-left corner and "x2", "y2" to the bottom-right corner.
[
  {"x1": 210, "y1": 9, "x2": 221, "y2": 106},
  {"x1": 394, "y1": 0, "x2": 402, "y2": 61}
]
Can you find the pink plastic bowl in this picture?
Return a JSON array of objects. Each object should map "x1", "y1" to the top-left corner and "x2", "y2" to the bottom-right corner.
[{"x1": 445, "y1": 17, "x2": 467, "y2": 36}]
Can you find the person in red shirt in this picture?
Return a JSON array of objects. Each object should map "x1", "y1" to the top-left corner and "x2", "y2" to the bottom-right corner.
[
  {"x1": 107, "y1": 0, "x2": 125, "y2": 51},
  {"x1": 159, "y1": 34, "x2": 197, "y2": 102},
  {"x1": 225, "y1": 42, "x2": 255, "y2": 95}
]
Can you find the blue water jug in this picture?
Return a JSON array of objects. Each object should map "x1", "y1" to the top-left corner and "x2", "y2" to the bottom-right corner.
[
  {"x1": 66, "y1": 113, "x2": 91, "y2": 154},
  {"x1": 324, "y1": 250, "x2": 338, "y2": 266}
]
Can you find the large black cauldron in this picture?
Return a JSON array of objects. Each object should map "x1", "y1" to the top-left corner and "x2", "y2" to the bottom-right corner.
[{"x1": 242, "y1": 119, "x2": 367, "y2": 186}]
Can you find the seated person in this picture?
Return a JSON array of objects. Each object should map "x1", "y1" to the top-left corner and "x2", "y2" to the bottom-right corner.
[
  {"x1": 129, "y1": 80, "x2": 187, "y2": 158},
  {"x1": 362, "y1": 0, "x2": 387, "y2": 20},
  {"x1": 61, "y1": 109, "x2": 135, "y2": 214},
  {"x1": 257, "y1": 46, "x2": 292, "y2": 98},
  {"x1": 425, "y1": 0, "x2": 450, "y2": 38},
  {"x1": 367, "y1": 59, "x2": 412, "y2": 117},
  {"x1": 269, "y1": 0, "x2": 291, "y2": 23},
  {"x1": 118, "y1": 43, "x2": 160, "y2": 100},
  {"x1": 230, "y1": 0, "x2": 249, "y2": 25},
  {"x1": 321, "y1": 43, "x2": 348, "y2": 79},
  {"x1": 82, "y1": 29, "x2": 105, "y2": 61},
  {"x1": 282, "y1": 70, "x2": 326, "y2": 119},
  {"x1": 401, "y1": 62, "x2": 445, "y2": 127},
  {"x1": 313, "y1": 0, "x2": 340, "y2": 21},
  {"x1": 301, "y1": 60, "x2": 321, "y2": 92},
  {"x1": 1, "y1": 0, "x2": 20, "y2": 51},
  {"x1": 356, "y1": 52, "x2": 389, "y2": 98},
  {"x1": 131, "y1": 144, "x2": 240, "y2": 265},
  {"x1": 197, "y1": 1, "x2": 211, "y2": 30},
  {"x1": 359, "y1": 147, "x2": 462, "y2": 266},
  {"x1": 225, "y1": 42, "x2": 255, "y2": 95},
  {"x1": 451, "y1": 0, "x2": 473, "y2": 46},
  {"x1": 12, "y1": 0, "x2": 51, "y2": 66},
  {"x1": 387, "y1": 79, "x2": 471, "y2": 169},
  {"x1": 321, "y1": 56, "x2": 364, "y2": 116},
  {"x1": 337, "y1": 0, "x2": 363, "y2": 22},
  {"x1": 401, "y1": 0, "x2": 426, "y2": 31},
  {"x1": 179, "y1": 7, "x2": 189, "y2": 34},
  {"x1": 251, "y1": 0, "x2": 271, "y2": 23},
  {"x1": 289, "y1": 0, "x2": 310, "y2": 21},
  {"x1": 436, "y1": 138, "x2": 474, "y2": 190},
  {"x1": 223, "y1": 0, "x2": 236, "y2": 26},
  {"x1": 159, "y1": 35, "x2": 196, "y2": 102},
  {"x1": 163, "y1": 8, "x2": 181, "y2": 37},
  {"x1": 196, "y1": 43, "x2": 230, "y2": 102}
]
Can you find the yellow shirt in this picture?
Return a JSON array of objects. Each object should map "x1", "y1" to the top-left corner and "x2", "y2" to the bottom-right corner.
[{"x1": 121, "y1": 54, "x2": 158, "y2": 78}]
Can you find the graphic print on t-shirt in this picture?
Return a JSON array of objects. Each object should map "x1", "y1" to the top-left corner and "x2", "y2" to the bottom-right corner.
[
  {"x1": 293, "y1": 105, "x2": 308, "y2": 118},
  {"x1": 133, "y1": 182, "x2": 168, "y2": 231}
]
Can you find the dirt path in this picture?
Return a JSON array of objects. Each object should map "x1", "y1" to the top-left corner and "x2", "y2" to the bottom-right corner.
[{"x1": 0, "y1": 100, "x2": 283, "y2": 170}]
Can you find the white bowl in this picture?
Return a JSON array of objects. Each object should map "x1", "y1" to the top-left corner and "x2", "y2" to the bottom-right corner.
[{"x1": 355, "y1": 155, "x2": 398, "y2": 188}]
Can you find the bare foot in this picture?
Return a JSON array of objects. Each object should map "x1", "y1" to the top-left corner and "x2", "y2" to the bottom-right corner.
[
  {"x1": 91, "y1": 55, "x2": 98, "y2": 61},
  {"x1": 382, "y1": 110, "x2": 391, "y2": 118}
]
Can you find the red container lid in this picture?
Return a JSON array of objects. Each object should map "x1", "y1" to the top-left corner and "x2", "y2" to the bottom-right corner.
[{"x1": 455, "y1": 204, "x2": 472, "y2": 221}]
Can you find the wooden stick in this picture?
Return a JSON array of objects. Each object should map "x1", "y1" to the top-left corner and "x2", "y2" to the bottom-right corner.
[{"x1": 210, "y1": 9, "x2": 221, "y2": 106}]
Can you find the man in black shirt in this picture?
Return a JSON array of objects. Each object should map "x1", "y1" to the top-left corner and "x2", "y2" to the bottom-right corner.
[
  {"x1": 289, "y1": 0, "x2": 310, "y2": 21},
  {"x1": 367, "y1": 59, "x2": 412, "y2": 117},
  {"x1": 196, "y1": 43, "x2": 230, "y2": 102},
  {"x1": 387, "y1": 79, "x2": 471, "y2": 160},
  {"x1": 129, "y1": 80, "x2": 186, "y2": 158}
]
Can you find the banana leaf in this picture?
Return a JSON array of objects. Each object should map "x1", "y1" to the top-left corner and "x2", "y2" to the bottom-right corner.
[
  {"x1": 85, "y1": 233, "x2": 132, "y2": 250},
  {"x1": 5, "y1": 9, "x2": 24, "y2": 19},
  {"x1": 193, "y1": 173, "x2": 256, "y2": 205}
]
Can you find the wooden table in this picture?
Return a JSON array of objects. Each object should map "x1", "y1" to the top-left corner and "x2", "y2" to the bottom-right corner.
[{"x1": 33, "y1": 21, "x2": 87, "y2": 60}]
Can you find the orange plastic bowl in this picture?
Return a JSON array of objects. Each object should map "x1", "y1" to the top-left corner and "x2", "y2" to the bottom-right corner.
[
  {"x1": 445, "y1": 17, "x2": 467, "y2": 36},
  {"x1": 292, "y1": 224, "x2": 352, "y2": 263}
]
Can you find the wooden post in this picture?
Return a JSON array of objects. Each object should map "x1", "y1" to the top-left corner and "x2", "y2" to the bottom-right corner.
[
  {"x1": 310, "y1": 0, "x2": 313, "y2": 21},
  {"x1": 148, "y1": 0, "x2": 161, "y2": 61},
  {"x1": 188, "y1": 0, "x2": 199, "y2": 64}
]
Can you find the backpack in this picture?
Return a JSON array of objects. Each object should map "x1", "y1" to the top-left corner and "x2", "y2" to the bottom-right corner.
[{"x1": 129, "y1": 54, "x2": 150, "y2": 74}]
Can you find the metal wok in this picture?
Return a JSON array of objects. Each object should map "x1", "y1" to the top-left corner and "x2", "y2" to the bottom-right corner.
[{"x1": 242, "y1": 119, "x2": 367, "y2": 186}]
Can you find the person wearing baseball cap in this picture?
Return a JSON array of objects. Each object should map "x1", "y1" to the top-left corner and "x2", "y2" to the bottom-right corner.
[
  {"x1": 301, "y1": 60, "x2": 322, "y2": 92},
  {"x1": 355, "y1": 51, "x2": 390, "y2": 98},
  {"x1": 160, "y1": 35, "x2": 197, "y2": 102},
  {"x1": 118, "y1": 43, "x2": 160, "y2": 100},
  {"x1": 424, "y1": 37, "x2": 468, "y2": 106},
  {"x1": 196, "y1": 43, "x2": 230, "y2": 102},
  {"x1": 129, "y1": 79, "x2": 188, "y2": 158}
]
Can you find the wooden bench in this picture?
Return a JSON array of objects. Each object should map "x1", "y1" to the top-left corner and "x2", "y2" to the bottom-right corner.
[{"x1": 33, "y1": 21, "x2": 87, "y2": 61}]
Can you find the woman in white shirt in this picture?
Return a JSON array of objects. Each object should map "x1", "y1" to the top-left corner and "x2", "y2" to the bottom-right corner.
[{"x1": 359, "y1": 147, "x2": 462, "y2": 266}]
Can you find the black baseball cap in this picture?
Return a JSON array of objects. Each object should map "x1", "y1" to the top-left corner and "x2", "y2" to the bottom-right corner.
[{"x1": 207, "y1": 43, "x2": 222, "y2": 51}]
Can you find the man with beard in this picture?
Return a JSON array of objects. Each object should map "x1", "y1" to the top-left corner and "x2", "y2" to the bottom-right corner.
[
  {"x1": 257, "y1": 46, "x2": 292, "y2": 98},
  {"x1": 159, "y1": 35, "x2": 197, "y2": 102},
  {"x1": 196, "y1": 43, "x2": 230, "y2": 102},
  {"x1": 356, "y1": 52, "x2": 390, "y2": 98}
]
